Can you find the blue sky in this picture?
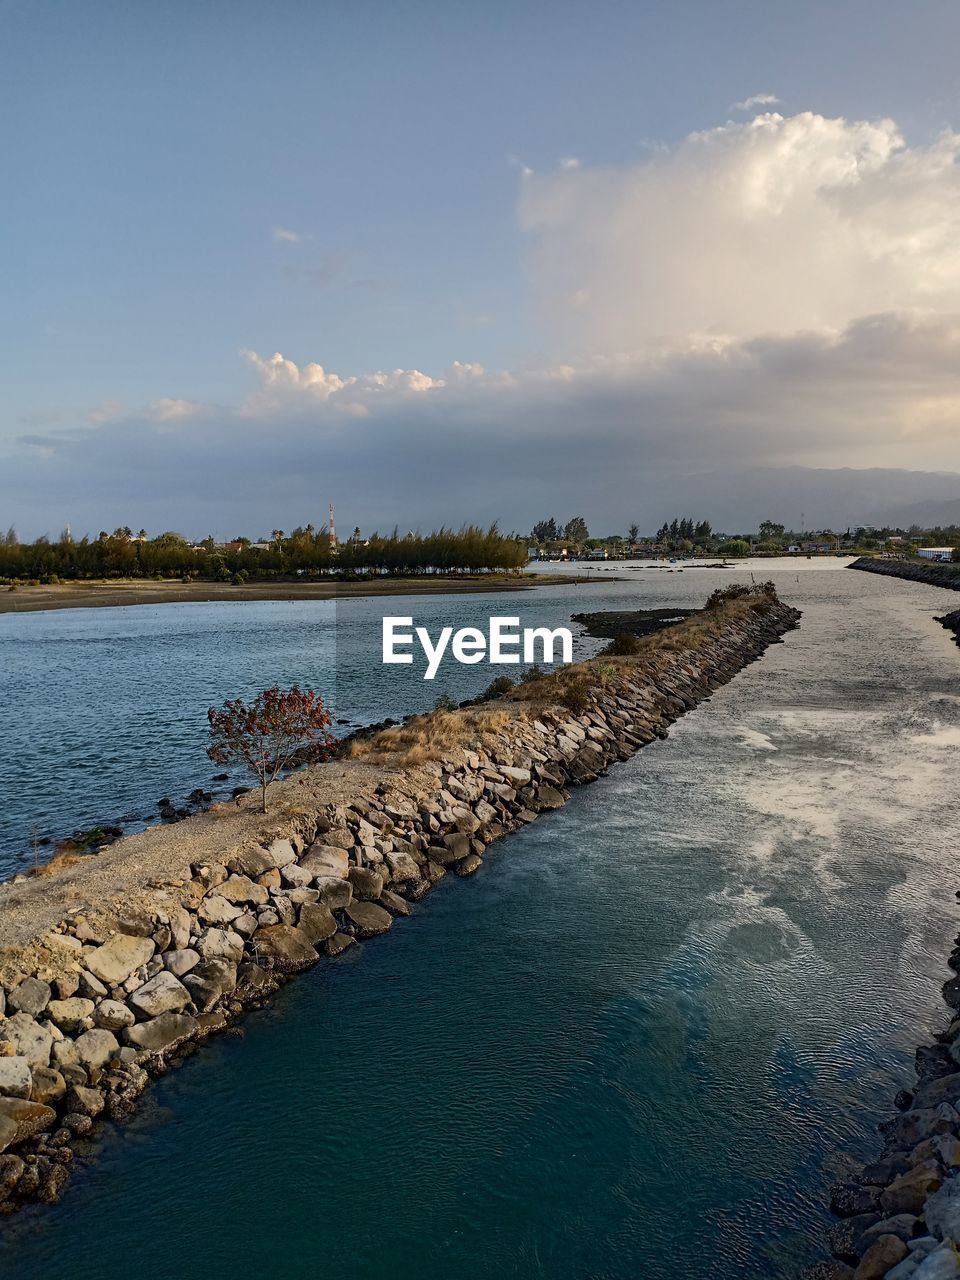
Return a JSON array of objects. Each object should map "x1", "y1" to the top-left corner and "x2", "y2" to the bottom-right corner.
[{"x1": 3, "y1": 1, "x2": 960, "y2": 535}]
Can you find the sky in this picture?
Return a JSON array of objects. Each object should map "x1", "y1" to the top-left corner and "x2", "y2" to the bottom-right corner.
[{"x1": 3, "y1": 0, "x2": 960, "y2": 538}]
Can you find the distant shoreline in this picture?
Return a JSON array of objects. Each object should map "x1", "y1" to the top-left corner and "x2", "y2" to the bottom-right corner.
[{"x1": 0, "y1": 573, "x2": 598, "y2": 616}]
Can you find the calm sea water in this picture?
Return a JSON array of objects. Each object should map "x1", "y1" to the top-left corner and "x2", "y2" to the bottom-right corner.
[{"x1": 1, "y1": 561, "x2": 959, "y2": 1278}]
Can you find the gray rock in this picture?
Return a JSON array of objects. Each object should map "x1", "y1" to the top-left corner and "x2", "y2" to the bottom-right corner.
[
  {"x1": 78, "y1": 970, "x2": 108, "y2": 999},
  {"x1": 0, "y1": 1012, "x2": 53, "y2": 1069},
  {"x1": 264, "y1": 838, "x2": 298, "y2": 867},
  {"x1": 345, "y1": 901, "x2": 393, "y2": 938},
  {"x1": 384, "y1": 851, "x2": 420, "y2": 882},
  {"x1": 226, "y1": 846, "x2": 277, "y2": 878},
  {"x1": 217, "y1": 874, "x2": 269, "y2": 906},
  {"x1": 128, "y1": 972, "x2": 192, "y2": 1018},
  {"x1": 911, "y1": 1245, "x2": 960, "y2": 1279},
  {"x1": 74, "y1": 1028, "x2": 119, "y2": 1072},
  {"x1": 197, "y1": 894, "x2": 242, "y2": 925},
  {"x1": 163, "y1": 948, "x2": 200, "y2": 977},
  {"x1": 296, "y1": 903, "x2": 337, "y2": 945},
  {"x1": 45, "y1": 997, "x2": 95, "y2": 1034},
  {"x1": 301, "y1": 845, "x2": 349, "y2": 880},
  {"x1": 314, "y1": 876, "x2": 353, "y2": 909},
  {"x1": 0, "y1": 1057, "x2": 32, "y2": 1100},
  {"x1": 8, "y1": 978, "x2": 52, "y2": 1017},
  {"x1": 124, "y1": 1011, "x2": 197, "y2": 1054},
  {"x1": 251, "y1": 924, "x2": 318, "y2": 973},
  {"x1": 281, "y1": 863, "x2": 314, "y2": 889},
  {"x1": 86, "y1": 934, "x2": 155, "y2": 985},
  {"x1": 921, "y1": 1174, "x2": 960, "y2": 1242},
  {"x1": 233, "y1": 911, "x2": 258, "y2": 937},
  {"x1": 347, "y1": 867, "x2": 383, "y2": 901},
  {"x1": 379, "y1": 889, "x2": 412, "y2": 917},
  {"x1": 197, "y1": 928, "x2": 244, "y2": 965},
  {"x1": 169, "y1": 907, "x2": 193, "y2": 950},
  {"x1": 51, "y1": 1037, "x2": 80, "y2": 1070},
  {"x1": 94, "y1": 999, "x2": 135, "y2": 1031}
]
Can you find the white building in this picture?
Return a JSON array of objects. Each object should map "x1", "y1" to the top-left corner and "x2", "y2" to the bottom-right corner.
[{"x1": 917, "y1": 547, "x2": 955, "y2": 562}]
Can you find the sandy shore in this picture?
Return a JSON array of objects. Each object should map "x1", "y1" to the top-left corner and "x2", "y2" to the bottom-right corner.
[{"x1": 0, "y1": 573, "x2": 595, "y2": 616}]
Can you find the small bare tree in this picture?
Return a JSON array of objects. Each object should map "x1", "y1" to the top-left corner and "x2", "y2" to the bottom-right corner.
[{"x1": 207, "y1": 685, "x2": 337, "y2": 812}]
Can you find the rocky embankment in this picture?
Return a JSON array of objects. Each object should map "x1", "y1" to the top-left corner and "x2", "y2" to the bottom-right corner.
[
  {"x1": 807, "y1": 962, "x2": 960, "y2": 1280},
  {"x1": 0, "y1": 593, "x2": 799, "y2": 1215},
  {"x1": 850, "y1": 558, "x2": 960, "y2": 593}
]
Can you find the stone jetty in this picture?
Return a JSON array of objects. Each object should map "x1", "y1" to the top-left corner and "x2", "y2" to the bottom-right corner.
[
  {"x1": 850, "y1": 557, "x2": 960, "y2": 594},
  {"x1": 0, "y1": 590, "x2": 800, "y2": 1214}
]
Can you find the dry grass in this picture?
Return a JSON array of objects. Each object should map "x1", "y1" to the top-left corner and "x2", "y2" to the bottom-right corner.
[
  {"x1": 349, "y1": 706, "x2": 522, "y2": 765},
  {"x1": 29, "y1": 850, "x2": 84, "y2": 878}
]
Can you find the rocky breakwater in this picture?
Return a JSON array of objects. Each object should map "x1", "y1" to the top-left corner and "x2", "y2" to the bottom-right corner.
[
  {"x1": 808, "y1": 953, "x2": 960, "y2": 1280},
  {"x1": 850, "y1": 557, "x2": 960, "y2": 594},
  {"x1": 0, "y1": 588, "x2": 800, "y2": 1214}
]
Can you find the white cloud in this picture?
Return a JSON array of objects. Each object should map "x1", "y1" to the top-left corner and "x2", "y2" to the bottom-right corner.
[
  {"x1": 272, "y1": 226, "x2": 303, "y2": 243},
  {"x1": 520, "y1": 111, "x2": 960, "y2": 354},
  {"x1": 732, "y1": 93, "x2": 781, "y2": 112},
  {"x1": 147, "y1": 398, "x2": 201, "y2": 422}
]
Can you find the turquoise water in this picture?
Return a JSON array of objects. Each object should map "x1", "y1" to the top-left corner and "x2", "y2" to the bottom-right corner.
[{"x1": 1, "y1": 564, "x2": 959, "y2": 1276}]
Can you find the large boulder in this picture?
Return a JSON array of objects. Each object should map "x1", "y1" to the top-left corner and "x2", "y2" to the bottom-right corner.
[
  {"x1": 300, "y1": 845, "x2": 349, "y2": 880},
  {"x1": 0, "y1": 1058, "x2": 32, "y2": 1100},
  {"x1": 296, "y1": 904, "x2": 337, "y2": 946},
  {"x1": 183, "y1": 960, "x2": 237, "y2": 1012},
  {"x1": 217, "y1": 874, "x2": 268, "y2": 906},
  {"x1": 252, "y1": 925, "x2": 318, "y2": 974},
  {"x1": 264, "y1": 838, "x2": 298, "y2": 868},
  {"x1": 74, "y1": 1029, "x2": 119, "y2": 1073},
  {"x1": 128, "y1": 972, "x2": 192, "y2": 1018},
  {"x1": 923, "y1": 1175, "x2": 960, "y2": 1242},
  {"x1": 0, "y1": 1013, "x2": 53, "y2": 1069},
  {"x1": 853, "y1": 1234, "x2": 908, "y2": 1279},
  {"x1": 345, "y1": 901, "x2": 393, "y2": 939},
  {"x1": 86, "y1": 934, "x2": 155, "y2": 985},
  {"x1": 197, "y1": 895, "x2": 242, "y2": 925},
  {"x1": 7, "y1": 978, "x2": 51, "y2": 1017},
  {"x1": 163, "y1": 948, "x2": 200, "y2": 977},
  {"x1": 46, "y1": 997, "x2": 95, "y2": 1034},
  {"x1": 384, "y1": 851, "x2": 421, "y2": 882},
  {"x1": 197, "y1": 928, "x2": 244, "y2": 965},
  {"x1": 124, "y1": 1011, "x2": 197, "y2": 1054},
  {"x1": 314, "y1": 877, "x2": 352, "y2": 909},
  {"x1": 880, "y1": 1162, "x2": 942, "y2": 1215},
  {"x1": 94, "y1": 999, "x2": 135, "y2": 1031},
  {"x1": 347, "y1": 867, "x2": 383, "y2": 901}
]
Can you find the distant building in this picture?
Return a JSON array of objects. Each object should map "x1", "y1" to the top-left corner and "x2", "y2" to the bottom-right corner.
[{"x1": 917, "y1": 547, "x2": 955, "y2": 562}]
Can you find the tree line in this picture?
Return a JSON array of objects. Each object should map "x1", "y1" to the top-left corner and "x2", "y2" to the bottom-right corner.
[{"x1": 0, "y1": 524, "x2": 528, "y2": 582}]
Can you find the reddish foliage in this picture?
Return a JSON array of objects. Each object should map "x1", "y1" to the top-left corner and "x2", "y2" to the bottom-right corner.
[{"x1": 207, "y1": 685, "x2": 337, "y2": 811}]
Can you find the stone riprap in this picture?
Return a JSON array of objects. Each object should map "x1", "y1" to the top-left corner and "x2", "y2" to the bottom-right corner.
[
  {"x1": 0, "y1": 594, "x2": 800, "y2": 1213},
  {"x1": 850, "y1": 557, "x2": 960, "y2": 594},
  {"x1": 806, "y1": 966, "x2": 960, "y2": 1280}
]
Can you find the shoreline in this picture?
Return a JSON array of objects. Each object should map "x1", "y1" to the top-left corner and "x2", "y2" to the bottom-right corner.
[
  {"x1": 0, "y1": 573, "x2": 597, "y2": 617},
  {"x1": 0, "y1": 592, "x2": 800, "y2": 1215}
]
